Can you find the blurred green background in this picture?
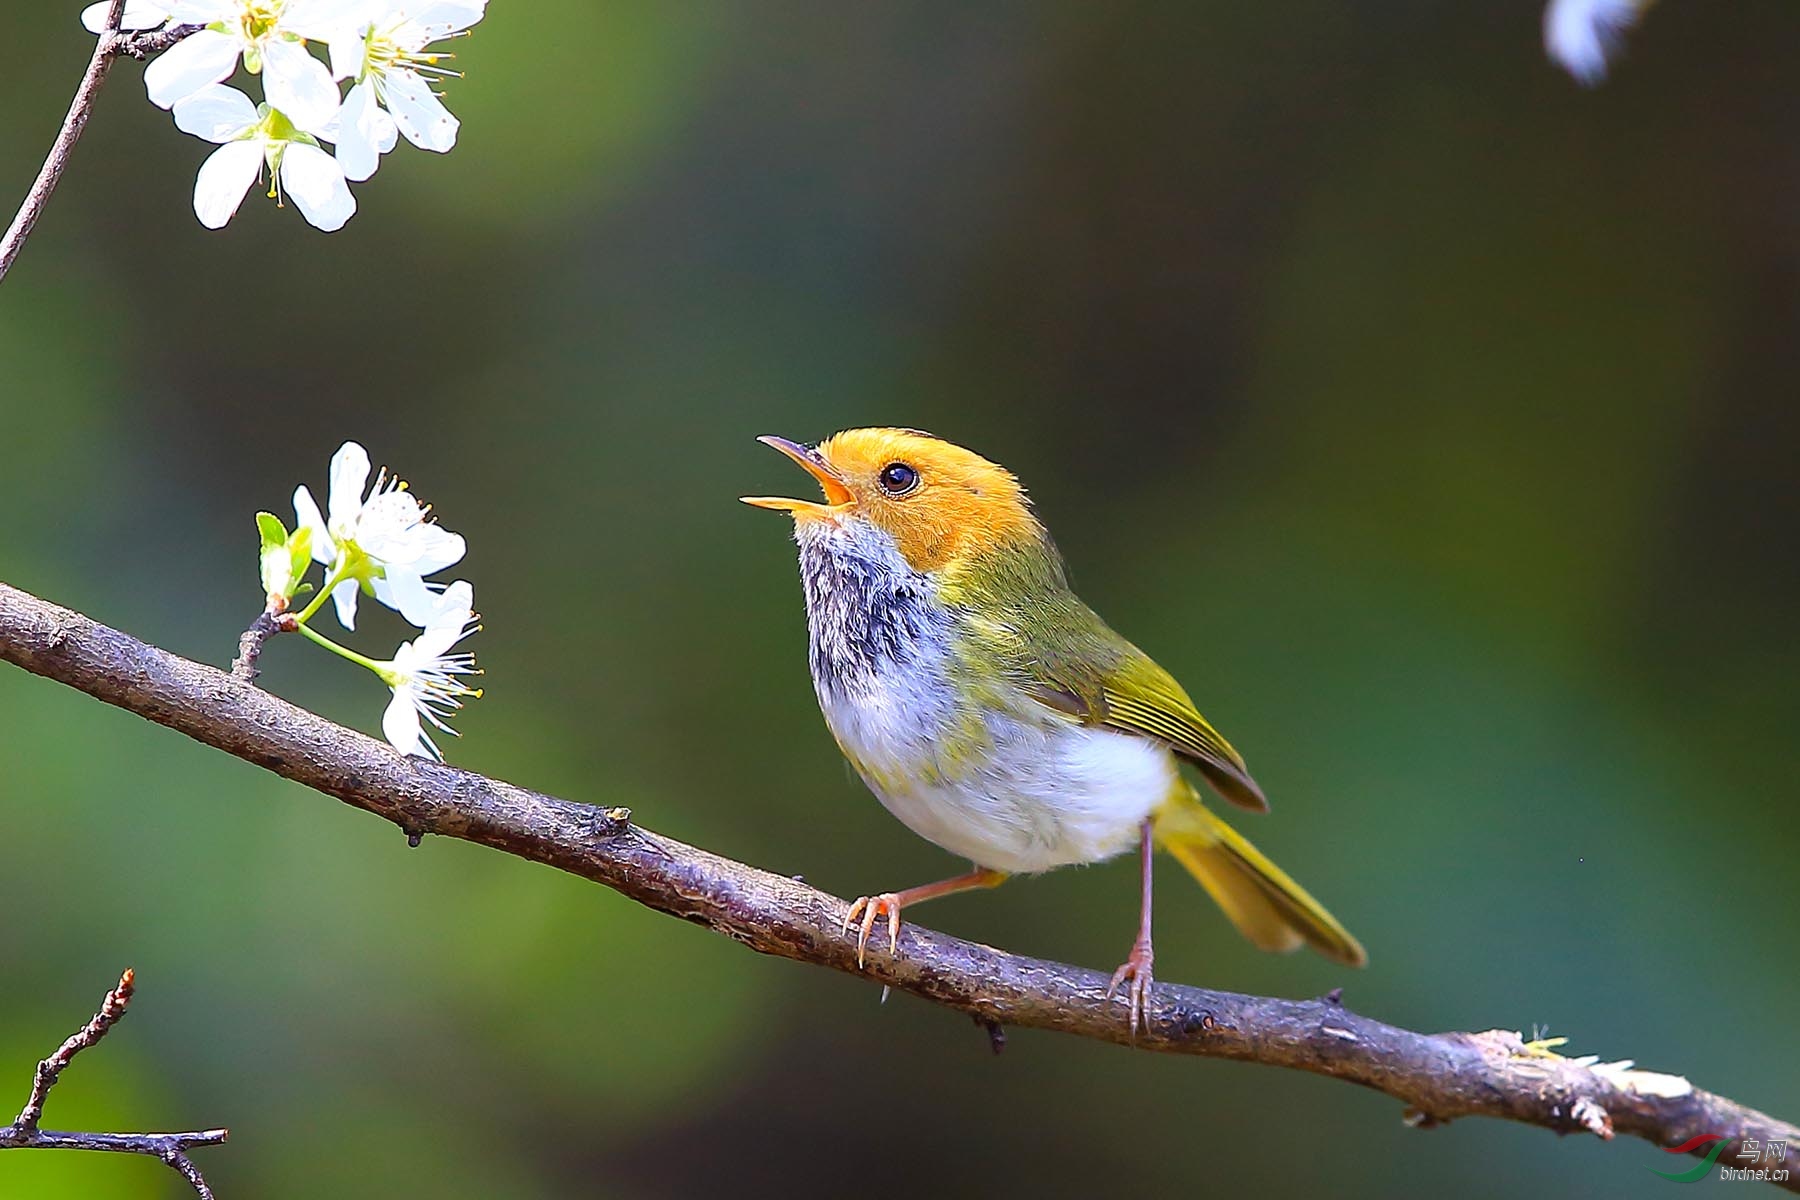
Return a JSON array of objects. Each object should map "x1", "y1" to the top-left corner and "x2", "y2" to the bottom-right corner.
[{"x1": 2, "y1": 2, "x2": 1796, "y2": 1197}]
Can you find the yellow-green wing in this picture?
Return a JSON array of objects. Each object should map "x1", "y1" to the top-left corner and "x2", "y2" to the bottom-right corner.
[
  {"x1": 1089, "y1": 655, "x2": 1269, "y2": 813},
  {"x1": 996, "y1": 594, "x2": 1271, "y2": 813}
]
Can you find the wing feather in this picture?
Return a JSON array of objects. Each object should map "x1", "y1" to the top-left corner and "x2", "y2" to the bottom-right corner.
[
  {"x1": 958, "y1": 542, "x2": 1270, "y2": 813},
  {"x1": 1097, "y1": 684, "x2": 1268, "y2": 812},
  {"x1": 1008, "y1": 610, "x2": 1269, "y2": 813}
]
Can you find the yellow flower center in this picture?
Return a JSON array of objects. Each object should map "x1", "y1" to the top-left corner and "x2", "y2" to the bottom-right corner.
[
  {"x1": 360, "y1": 22, "x2": 460, "y2": 84},
  {"x1": 238, "y1": 0, "x2": 286, "y2": 44}
]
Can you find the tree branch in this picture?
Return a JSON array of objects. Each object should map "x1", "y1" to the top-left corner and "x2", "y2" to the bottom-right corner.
[
  {"x1": 230, "y1": 609, "x2": 288, "y2": 680},
  {"x1": 0, "y1": 9, "x2": 202, "y2": 286},
  {"x1": 112, "y1": 24, "x2": 207, "y2": 61},
  {"x1": 0, "y1": 968, "x2": 229, "y2": 1198},
  {"x1": 0, "y1": 578, "x2": 1794, "y2": 1191}
]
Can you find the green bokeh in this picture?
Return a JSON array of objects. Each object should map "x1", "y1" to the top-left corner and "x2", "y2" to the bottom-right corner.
[{"x1": 2, "y1": 3, "x2": 1795, "y2": 1197}]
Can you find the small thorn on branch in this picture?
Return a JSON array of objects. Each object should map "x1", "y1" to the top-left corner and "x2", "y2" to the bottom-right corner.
[
  {"x1": 0, "y1": 969, "x2": 228, "y2": 1198},
  {"x1": 972, "y1": 1015, "x2": 1006, "y2": 1055}
]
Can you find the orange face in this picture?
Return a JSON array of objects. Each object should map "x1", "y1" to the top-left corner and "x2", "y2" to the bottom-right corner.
[{"x1": 742, "y1": 428, "x2": 1040, "y2": 573}]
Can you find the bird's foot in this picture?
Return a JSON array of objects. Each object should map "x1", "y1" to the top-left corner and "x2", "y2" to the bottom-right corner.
[
  {"x1": 842, "y1": 893, "x2": 903, "y2": 967},
  {"x1": 1106, "y1": 938, "x2": 1155, "y2": 1037}
]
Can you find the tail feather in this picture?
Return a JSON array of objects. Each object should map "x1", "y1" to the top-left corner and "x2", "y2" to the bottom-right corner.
[{"x1": 1155, "y1": 792, "x2": 1367, "y2": 968}]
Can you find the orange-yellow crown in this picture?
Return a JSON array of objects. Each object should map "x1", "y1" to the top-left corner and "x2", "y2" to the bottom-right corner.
[{"x1": 743, "y1": 428, "x2": 1042, "y2": 573}]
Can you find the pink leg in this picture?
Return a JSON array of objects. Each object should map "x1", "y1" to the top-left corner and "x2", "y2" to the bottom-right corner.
[
  {"x1": 842, "y1": 867, "x2": 1008, "y2": 967},
  {"x1": 1106, "y1": 820, "x2": 1156, "y2": 1035}
]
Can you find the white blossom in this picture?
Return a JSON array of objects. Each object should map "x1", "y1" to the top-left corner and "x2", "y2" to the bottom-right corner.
[
  {"x1": 292, "y1": 441, "x2": 466, "y2": 631},
  {"x1": 84, "y1": 0, "x2": 484, "y2": 225},
  {"x1": 143, "y1": 0, "x2": 358, "y2": 128},
  {"x1": 379, "y1": 580, "x2": 482, "y2": 759},
  {"x1": 325, "y1": 0, "x2": 486, "y2": 182},
  {"x1": 1544, "y1": 0, "x2": 1648, "y2": 86},
  {"x1": 80, "y1": 1, "x2": 171, "y2": 33},
  {"x1": 173, "y1": 85, "x2": 355, "y2": 230}
]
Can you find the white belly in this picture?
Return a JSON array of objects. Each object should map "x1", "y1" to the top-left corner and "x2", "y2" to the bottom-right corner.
[
  {"x1": 821, "y1": 672, "x2": 1177, "y2": 873},
  {"x1": 794, "y1": 518, "x2": 1174, "y2": 874}
]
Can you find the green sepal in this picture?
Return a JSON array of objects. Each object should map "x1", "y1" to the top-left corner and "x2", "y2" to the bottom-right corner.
[
  {"x1": 256, "y1": 512, "x2": 288, "y2": 553},
  {"x1": 287, "y1": 525, "x2": 314, "y2": 587},
  {"x1": 256, "y1": 513, "x2": 314, "y2": 604},
  {"x1": 257, "y1": 512, "x2": 292, "y2": 599}
]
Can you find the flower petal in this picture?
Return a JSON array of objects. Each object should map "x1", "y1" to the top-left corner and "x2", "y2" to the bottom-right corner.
[
  {"x1": 280, "y1": 142, "x2": 357, "y2": 232},
  {"x1": 82, "y1": 0, "x2": 172, "y2": 33},
  {"x1": 328, "y1": 575, "x2": 361, "y2": 630},
  {"x1": 326, "y1": 28, "x2": 366, "y2": 82},
  {"x1": 333, "y1": 81, "x2": 394, "y2": 182},
  {"x1": 262, "y1": 40, "x2": 344, "y2": 133},
  {"x1": 382, "y1": 680, "x2": 425, "y2": 756},
  {"x1": 403, "y1": 1, "x2": 487, "y2": 43},
  {"x1": 405, "y1": 524, "x2": 466, "y2": 575},
  {"x1": 372, "y1": 570, "x2": 441, "y2": 627},
  {"x1": 144, "y1": 28, "x2": 240, "y2": 109},
  {"x1": 1544, "y1": 0, "x2": 1643, "y2": 85},
  {"x1": 384, "y1": 68, "x2": 458, "y2": 152},
  {"x1": 292, "y1": 485, "x2": 337, "y2": 564},
  {"x1": 327, "y1": 442, "x2": 371, "y2": 531},
  {"x1": 191, "y1": 139, "x2": 262, "y2": 229},
  {"x1": 412, "y1": 625, "x2": 463, "y2": 661},
  {"x1": 172, "y1": 83, "x2": 258, "y2": 143},
  {"x1": 165, "y1": 0, "x2": 230, "y2": 21},
  {"x1": 431, "y1": 580, "x2": 475, "y2": 622},
  {"x1": 413, "y1": 580, "x2": 474, "y2": 654},
  {"x1": 283, "y1": 0, "x2": 381, "y2": 40}
]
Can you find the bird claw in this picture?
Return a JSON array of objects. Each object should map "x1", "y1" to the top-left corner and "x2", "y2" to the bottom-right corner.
[
  {"x1": 1106, "y1": 940, "x2": 1155, "y2": 1037},
  {"x1": 842, "y1": 893, "x2": 902, "y2": 967}
]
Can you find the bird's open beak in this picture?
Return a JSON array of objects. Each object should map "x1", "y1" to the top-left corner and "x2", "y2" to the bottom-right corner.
[{"x1": 741, "y1": 435, "x2": 855, "y2": 518}]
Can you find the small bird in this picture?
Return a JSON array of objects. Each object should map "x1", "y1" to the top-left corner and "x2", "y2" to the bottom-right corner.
[{"x1": 744, "y1": 429, "x2": 1364, "y2": 1029}]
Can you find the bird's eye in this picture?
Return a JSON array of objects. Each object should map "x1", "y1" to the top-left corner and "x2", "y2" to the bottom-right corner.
[{"x1": 877, "y1": 462, "x2": 920, "y2": 496}]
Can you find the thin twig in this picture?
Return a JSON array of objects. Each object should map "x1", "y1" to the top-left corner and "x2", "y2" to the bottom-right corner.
[
  {"x1": 0, "y1": 9, "x2": 202, "y2": 285},
  {"x1": 0, "y1": 0, "x2": 125, "y2": 284},
  {"x1": 13, "y1": 966, "x2": 135, "y2": 1132},
  {"x1": 0, "y1": 579, "x2": 1796, "y2": 1191},
  {"x1": 0, "y1": 968, "x2": 228, "y2": 1198},
  {"x1": 115, "y1": 24, "x2": 206, "y2": 61},
  {"x1": 231, "y1": 609, "x2": 290, "y2": 680}
]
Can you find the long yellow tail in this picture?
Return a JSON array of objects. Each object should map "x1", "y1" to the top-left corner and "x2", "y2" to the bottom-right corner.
[{"x1": 1154, "y1": 789, "x2": 1366, "y2": 968}]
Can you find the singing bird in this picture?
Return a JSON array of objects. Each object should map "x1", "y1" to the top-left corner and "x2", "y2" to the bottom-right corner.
[{"x1": 743, "y1": 429, "x2": 1364, "y2": 1028}]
